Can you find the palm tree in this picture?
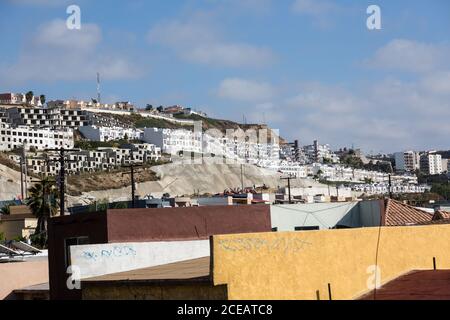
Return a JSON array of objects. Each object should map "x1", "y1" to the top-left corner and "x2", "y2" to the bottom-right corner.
[
  {"x1": 39, "y1": 94, "x2": 46, "y2": 106},
  {"x1": 26, "y1": 177, "x2": 59, "y2": 238},
  {"x1": 0, "y1": 203, "x2": 16, "y2": 215},
  {"x1": 25, "y1": 91, "x2": 34, "y2": 105}
]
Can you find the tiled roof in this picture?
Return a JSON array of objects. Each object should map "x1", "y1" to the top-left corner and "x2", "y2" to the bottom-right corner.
[
  {"x1": 359, "y1": 270, "x2": 450, "y2": 300},
  {"x1": 384, "y1": 199, "x2": 432, "y2": 226},
  {"x1": 417, "y1": 218, "x2": 450, "y2": 226},
  {"x1": 432, "y1": 210, "x2": 450, "y2": 221}
]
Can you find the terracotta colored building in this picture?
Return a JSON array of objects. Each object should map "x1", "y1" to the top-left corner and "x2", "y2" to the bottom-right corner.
[{"x1": 47, "y1": 205, "x2": 271, "y2": 300}]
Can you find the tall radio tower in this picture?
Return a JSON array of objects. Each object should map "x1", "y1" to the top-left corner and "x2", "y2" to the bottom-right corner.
[{"x1": 97, "y1": 72, "x2": 101, "y2": 103}]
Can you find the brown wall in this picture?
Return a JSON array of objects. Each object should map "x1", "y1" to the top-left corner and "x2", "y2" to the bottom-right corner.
[
  {"x1": 82, "y1": 283, "x2": 228, "y2": 300},
  {"x1": 107, "y1": 205, "x2": 272, "y2": 242},
  {"x1": 48, "y1": 212, "x2": 108, "y2": 300},
  {"x1": 48, "y1": 205, "x2": 271, "y2": 300}
]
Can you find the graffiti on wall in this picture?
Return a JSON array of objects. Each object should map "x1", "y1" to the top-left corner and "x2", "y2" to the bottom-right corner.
[
  {"x1": 80, "y1": 245, "x2": 137, "y2": 261},
  {"x1": 217, "y1": 237, "x2": 312, "y2": 254}
]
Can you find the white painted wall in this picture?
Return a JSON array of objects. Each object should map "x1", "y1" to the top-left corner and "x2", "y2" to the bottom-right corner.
[{"x1": 70, "y1": 240, "x2": 210, "y2": 279}]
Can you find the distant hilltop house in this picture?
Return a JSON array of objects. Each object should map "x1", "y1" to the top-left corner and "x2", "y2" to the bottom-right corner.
[
  {"x1": 47, "y1": 99, "x2": 135, "y2": 112},
  {"x1": 160, "y1": 105, "x2": 207, "y2": 117},
  {"x1": 0, "y1": 92, "x2": 43, "y2": 107}
]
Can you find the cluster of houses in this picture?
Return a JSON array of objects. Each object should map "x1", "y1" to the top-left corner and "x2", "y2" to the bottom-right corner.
[{"x1": 8, "y1": 143, "x2": 162, "y2": 175}]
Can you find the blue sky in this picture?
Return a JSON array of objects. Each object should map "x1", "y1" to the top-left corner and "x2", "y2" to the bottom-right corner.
[{"x1": 1, "y1": 0, "x2": 449, "y2": 153}]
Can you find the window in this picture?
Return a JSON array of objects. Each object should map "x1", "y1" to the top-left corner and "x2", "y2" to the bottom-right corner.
[{"x1": 64, "y1": 236, "x2": 89, "y2": 268}]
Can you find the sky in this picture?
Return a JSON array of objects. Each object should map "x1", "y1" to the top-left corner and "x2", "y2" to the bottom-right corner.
[{"x1": 0, "y1": 0, "x2": 449, "y2": 153}]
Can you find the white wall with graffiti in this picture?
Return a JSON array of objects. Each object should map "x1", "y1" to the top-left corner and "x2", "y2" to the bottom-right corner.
[{"x1": 70, "y1": 240, "x2": 210, "y2": 279}]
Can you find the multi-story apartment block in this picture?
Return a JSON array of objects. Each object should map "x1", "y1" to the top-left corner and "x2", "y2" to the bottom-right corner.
[
  {"x1": 79, "y1": 125, "x2": 143, "y2": 142},
  {"x1": 143, "y1": 128, "x2": 203, "y2": 155},
  {"x1": 394, "y1": 151, "x2": 420, "y2": 172},
  {"x1": 0, "y1": 123, "x2": 74, "y2": 151},
  {"x1": 303, "y1": 140, "x2": 339, "y2": 164},
  {"x1": 24, "y1": 143, "x2": 161, "y2": 176},
  {"x1": 420, "y1": 152, "x2": 443, "y2": 175},
  {"x1": 2, "y1": 105, "x2": 90, "y2": 129}
]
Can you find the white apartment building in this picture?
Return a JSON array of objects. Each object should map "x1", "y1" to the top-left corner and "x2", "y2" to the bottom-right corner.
[
  {"x1": 79, "y1": 125, "x2": 143, "y2": 142},
  {"x1": 143, "y1": 127, "x2": 280, "y2": 163},
  {"x1": 3, "y1": 105, "x2": 89, "y2": 129},
  {"x1": 0, "y1": 123, "x2": 74, "y2": 151},
  {"x1": 143, "y1": 128, "x2": 203, "y2": 155},
  {"x1": 394, "y1": 151, "x2": 420, "y2": 172},
  {"x1": 303, "y1": 140, "x2": 339, "y2": 164},
  {"x1": 420, "y1": 152, "x2": 443, "y2": 175},
  {"x1": 25, "y1": 144, "x2": 162, "y2": 175}
]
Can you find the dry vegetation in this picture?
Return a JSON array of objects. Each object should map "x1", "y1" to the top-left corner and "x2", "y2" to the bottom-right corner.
[{"x1": 66, "y1": 167, "x2": 159, "y2": 196}]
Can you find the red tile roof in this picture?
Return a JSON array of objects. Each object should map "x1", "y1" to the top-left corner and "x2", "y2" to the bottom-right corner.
[
  {"x1": 418, "y1": 218, "x2": 450, "y2": 226},
  {"x1": 359, "y1": 270, "x2": 450, "y2": 300},
  {"x1": 432, "y1": 210, "x2": 450, "y2": 221},
  {"x1": 384, "y1": 199, "x2": 432, "y2": 226}
]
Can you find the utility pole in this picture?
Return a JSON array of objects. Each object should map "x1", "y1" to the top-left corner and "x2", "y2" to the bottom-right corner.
[
  {"x1": 122, "y1": 163, "x2": 143, "y2": 208},
  {"x1": 46, "y1": 148, "x2": 79, "y2": 216},
  {"x1": 281, "y1": 176, "x2": 293, "y2": 204},
  {"x1": 388, "y1": 174, "x2": 393, "y2": 199},
  {"x1": 20, "y1": 155, "x2": 24, "y2": 201},
  {"x1": 240, "y1": 163, "x2": 244, "y2": 191},
  {"x1": 30, "y1": 176, "x2": 55, "y2": 232}
]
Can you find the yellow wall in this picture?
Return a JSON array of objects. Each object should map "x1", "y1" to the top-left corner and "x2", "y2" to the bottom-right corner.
[{"x1": 212, "y1": 225, "x2": 450, "y2": 300}]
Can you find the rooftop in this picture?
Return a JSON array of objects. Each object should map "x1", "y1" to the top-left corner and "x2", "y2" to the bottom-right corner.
[
  {"x1": 359, "y1": 270, "x2": 450, "y2": 300},
  {"x1": 384, "y1": 199, "x2": 432, "y2": 226},
  {"x1": 82, "y1": 257, "x2": 211, "y2": 285}
]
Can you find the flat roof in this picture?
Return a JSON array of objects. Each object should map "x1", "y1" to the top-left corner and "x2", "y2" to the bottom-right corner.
[
  {"x1": 14, "y1": 282, "x2": 49, "y2": 294},
  {"x1": 82, "y1": 257, "x2": 211, "y2": 286},
  {"x1": 359, "y1": 270, "x2": 450, "y2": 300}
]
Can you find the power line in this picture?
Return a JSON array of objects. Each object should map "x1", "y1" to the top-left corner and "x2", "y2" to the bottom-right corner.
[{"x1": 45, "y1": 147, "x2": 80, "y2": 215}]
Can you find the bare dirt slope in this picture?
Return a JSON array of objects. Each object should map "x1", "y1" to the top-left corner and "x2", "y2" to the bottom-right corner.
[
  {"x1": 0, "y1": 163, "x2": 23, "y2": 200},
  {"x1": 68, "y1": 162, "x2": 286, "y2": 205}
]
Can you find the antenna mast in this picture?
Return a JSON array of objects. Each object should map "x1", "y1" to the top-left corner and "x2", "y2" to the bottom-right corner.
[{"x1": 97, "y1": 72, "x2": 101, "y2": 103}]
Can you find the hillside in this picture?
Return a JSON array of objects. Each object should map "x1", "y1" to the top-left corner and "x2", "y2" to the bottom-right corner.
[
  {"x1": 0, "y1": 163, "x2": 23, "y2": 200},
  {"x1": 66, "y1": 162, "x2": 287, "y2": 206}
]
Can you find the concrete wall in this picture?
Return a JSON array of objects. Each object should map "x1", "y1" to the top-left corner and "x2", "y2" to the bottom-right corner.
[
  {"x1": 70, "y1": 240, "x2": 210, "y2": 279},
  {"x1": 195, "y1": 197, "x2": 232, "y2": 206},
  {"x1": 0, "y1": 258, "x2": 48, "y2": 300},
  {"x1": 212, "y1": 225, "x2": 450, "y2": 300},
  {"x1": 270, "y1": 202, "x2": 359, "y2": 230}
]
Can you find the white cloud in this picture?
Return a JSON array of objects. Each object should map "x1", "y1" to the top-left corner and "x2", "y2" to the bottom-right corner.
[
  {"x1": 148, "y1": 17, "x2": 274, "y2": 68},
  {"x1": 1, "y1": 19, "x2": 141, "y2": 84},
  {"x1": 291, "y1": 0, "x2": 340, "y2": 28},
  {"x1": 292, "y1": 0, "x2": 337, "y2": 15},
  {"x1": 366, "y1": 39, "x2": 450, "y2": 73},
  {"x1": 215, "y1": 73, "x2": 450, "y2": 152},
  {"x1": 421, "y1": 72, "x2": 450, "y2": 95},
  {"x1": 217, "y1": 78, "x2": 275, "y2": 102}
]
